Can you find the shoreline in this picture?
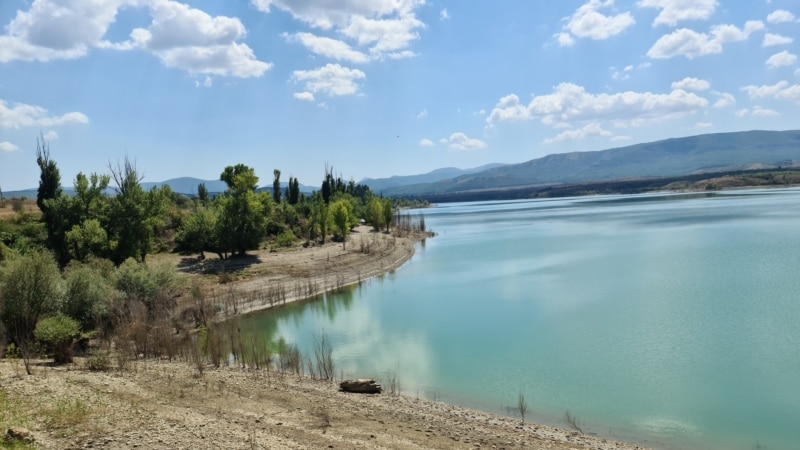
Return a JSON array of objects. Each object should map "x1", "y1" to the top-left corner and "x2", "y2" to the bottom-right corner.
[{"x1": 170, "y1": 225, "x2": 423, "y2": 319}]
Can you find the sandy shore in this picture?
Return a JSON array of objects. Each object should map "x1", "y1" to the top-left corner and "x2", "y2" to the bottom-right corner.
[
  {"x1": 0, "y1": 358, "x2": 649, "y2": 449},
  {"x1": 0, "y1": 227, "x2": 650, "y2": 449},
  {"x1": 170, "y1": 225, "x2": 421, "y2": 318}
]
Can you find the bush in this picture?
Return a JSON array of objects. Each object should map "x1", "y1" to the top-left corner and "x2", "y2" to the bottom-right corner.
[
  {"x1": 34, "y1": 314, "x2": 80, "y2": 364},
  {"x1": 86, "y1": 350, "x2": 110, "y2": 371},
  {"x1": 276, "y1": 230, "x2": 295, "y2": 248},
  {"x1": 62, "y1": 265, "x2": 117, "y2": 331}
]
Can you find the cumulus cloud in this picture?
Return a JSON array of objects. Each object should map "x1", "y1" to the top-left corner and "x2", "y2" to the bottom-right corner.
[
  {"x1": 416, "y1": 109, "x2": 428, "y2": 119},
  {"x1": 130, "y1": 0, "x2": 271, "y2": 77},
  {"x1": 0, "y1": 99, "x2": 89, "y2": 129},
  {"x1": 554, "y1": 32, "x2": 576, "y2": 47},
  {"x1": 763, "y1": 33, "x2": 793, "y2": 47},
  {"x1": 543, "y1": 123, "x2": 612, "y2": 144},
  {"x1": 742, "y1": 80, "x2": 800, "y2": 104},
  {"x1": 291, "y1": 63, "x2": 366, "y2": 97},
  {"x1": 767, "y1": 10, "x2": 796, "y2": 24},
  {"x1": 293, "y1": 92, "x2": 315, "y2": 101},
  {"x1": 637, "y1": 0, "x2": 718, "y2": 27},
  {"x1": 486, "y1": 83, "x2": 709, "y2": 129},
  {"x1": 0, "y1": 142, "x2": 19, "y2": 152},
  {"x1": 42, "y1": 130, "x2": 58, "y2": 141},
  {"x1": 252, "y1": 0, "x2": 425, "y2": 60},
  {"x1": 693, "y1": 121, "x2": 713, "y2": 130},
  {"x1": 440, "y1": 8, "x2": 450, "y2": 20},
  {"x1": 648, "y1": 21, "x2": 764, "y2": 59},
  {"x1": 752, "y1": 106, "x2": 780, "y2": 116},
  {"x1": 0, "y1": 0, "x2": 135, "y2": 62},
  {"x1": 671, "y1": 77, "x2": 710, "y2": 91},
  {"x1": 766, "y1": 50, "x2": 797, "y2": 68},
  {"x1": 558, "y1": 0, "x2": 635, "y2": 44},
  {"x1": 419, "y1": 138, "x2": 434, "y2": 147},
  {"x1": 283, "y1": 32, "x2": 369, "y2": 63},
  {"x1": 712, "y1": 92, "x2": 736, "y2": 108},
  {"x1": 0, "y1": 0, "x2": 271, "y2": 78},
  {"x1": 443, "y1": 132, "x2": 487, "y2": 151}
]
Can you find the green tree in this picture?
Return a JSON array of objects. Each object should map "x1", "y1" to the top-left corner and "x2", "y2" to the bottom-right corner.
[
  {"x1": 65, "y1": 219, "x2": 108, "y2": 262},
  {"x1": 0, "y1": 251, "x2": 62, "y2": 352},
  {"x1": 36, "y1": 136, "x2": 72, "y2": 265},
  {"x1": 197, "y1": 182, "x2": 208, "y2": 205},
  {"x1": 366, "y1": 197, "x2": 384, "y2": 231},
  {"x1": 36, "y1": 134, "x2": 62, "y2": 212},
  {"x1": 34, "y1": 314, "x2": 80, "y2": 364},
  {"x1": 288, "y1": 177, "x2": 300, "y2": 205},
  {"x1": 310, "y1": 195, "x2": 330, "y2": 244},
  {"x1": 62, "y1": 263, "x2": 116, "y2": 331},
  {"x1": 107, "y1": 159, "x2": 169, "y2": 264},
  {"x1": 175, "y1": 207, "x2": 220, "y2": 259},
  {"x1": 273, "y1": 169, "x2": 282, "y2": 204},
  {"x1": 219, "y1": 164, "x2": 267, "y2": 257},
  {"x1": 382, "y1": 198, "x2": 394, "y2": 232},
  {"x1": 330, "y1": 199, "x2": 354, "y2": 249}
]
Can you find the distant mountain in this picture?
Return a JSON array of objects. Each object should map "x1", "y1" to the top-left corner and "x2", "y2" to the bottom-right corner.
[
  {"x1": 381, "y1": 130, "x2": 800, "y2": 196},
  {"x1": 2, "y1": 177, "x2": 318, "y2": 199},
  {"x1": 359, "y1": 163, "x2": 506, "y2": 193}
]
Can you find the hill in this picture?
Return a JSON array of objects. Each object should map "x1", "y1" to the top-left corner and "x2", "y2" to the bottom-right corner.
[
  {"x1": 381, "y1": 130, "x2": 800, "y2": 196},
  {"x1": 359, "y1": 163, "x2": 506, "y2": 193}
]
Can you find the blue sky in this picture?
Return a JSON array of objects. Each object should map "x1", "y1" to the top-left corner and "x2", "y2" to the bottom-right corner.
[{"x1": 1, "y1": 0, "x2": 798, "y2": 191}]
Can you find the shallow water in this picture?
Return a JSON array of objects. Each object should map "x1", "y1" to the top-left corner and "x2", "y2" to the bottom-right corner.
[{"x1": 241, "y1": 189, "x2": 800, "y2": 449}]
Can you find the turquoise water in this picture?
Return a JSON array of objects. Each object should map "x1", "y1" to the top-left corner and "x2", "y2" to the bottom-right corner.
[{"x1": 240, "y1": 189, "x2": 800, "y2": 449}]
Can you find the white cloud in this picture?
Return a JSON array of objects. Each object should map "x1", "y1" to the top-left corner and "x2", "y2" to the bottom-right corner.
[
  {"x1": 419, "y1": 138, "x2": 434, "y2": 147},
  {"x1": 752, "y1": 106, "x2": 780, "y2": 116},
  {"x1": 291, "y1": 63, "x2": 366, "y2": 97},
  {"x1": 0, "y1": 99, "x2": 89, "y2": 129},
  {"x1": 554, "y1": 32, "x2": 576, "y2": 47},
  {"x1": 440, "y1": 8, "x2": 450, "y2": 20},
  {"x1": 611, "y1": 135, "x2": 632, "y2": 141},
  {"x1": 712, "y1": 92, "x2": 736, "y2": 108},
  {"x1": 693, "y1": 121, "x2": 713, "y2": 130},
  {"x1": 42, "y1": 130, "x2": 58, "y2": 141},
  {"x1": 648, "y1": 21, "x2": 764, "y2": 59},
  {"x1": 416, "y1": 109, "x2": 428, "y2": 119},
  {"x1": 487, "y1": 83, "x2": 709, "y2": 128},
  {"x1": 253, "y1": 0, "x2": 425, "y2": 60},
  {"x1": 543, "y1": 123, "x2": 612, "y2": 143},
  {"x1": 0, "y1": 0, "x2": 136, "y2": 62},
  {"x1": 766, "y1": 50, "x2": 797, "y2": 68},
  {"x1": 671, "y1": 77, "x2": 710, "y2": 91},
  {"x1": 637, "y1": 0, "x2": 718, "y2": 27},
  {"x1": 0, "y1": 142, "x2": 19, "y2": 152},
  {"x1": 0, "y1": 0, "x2": 271, "y2": 78},
  {"x1": 562, "y1": 0, "x2": 635, "y2": 41},
  {"x1": 443, "y1": 132, "x2": 487, "y2": 151},
  {"x1": 763, "y1": 33, "x2": 793, "y2": 47},
  {"x1": 293, "y1": 91, "x2": 315, "y2": 101},
  {"x1": 130, "y1": 0, "x2": 271, "y2": 78},
  {"x1": 742, "y1": 80, "x2": 800, "y2": 104},
  {"x1": 767, "y1": 10, "x2": 796, "y2": 24},
  {"x1": 283, "y1": 32, "x2": 369, "y2": 63}
]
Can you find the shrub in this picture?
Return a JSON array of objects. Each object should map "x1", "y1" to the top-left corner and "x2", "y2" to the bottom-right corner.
[
  {"x1": 276, "y1": 230, "x2": 295, "y2": 248},
  {"x1": 34, "y1": 314, "x2": 80, "y2": 364}
]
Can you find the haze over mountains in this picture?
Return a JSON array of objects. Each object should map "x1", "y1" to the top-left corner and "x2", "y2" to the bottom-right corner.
[
  {"x1": 363, "y1": 130, "x2": 800, "y2": 197},
  {"x1": 4, "y1": 130, "x2": 799, "y2": 200}
]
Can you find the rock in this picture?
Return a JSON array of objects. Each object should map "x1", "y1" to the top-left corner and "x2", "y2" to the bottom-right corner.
[{"x1": 5, "y1": 427, "x2": 34, "y2": 444}]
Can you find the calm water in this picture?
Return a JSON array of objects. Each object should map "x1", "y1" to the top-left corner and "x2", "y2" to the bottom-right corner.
[{"x1": 240, "y1": 189, "x2": 800, "y2": 449}]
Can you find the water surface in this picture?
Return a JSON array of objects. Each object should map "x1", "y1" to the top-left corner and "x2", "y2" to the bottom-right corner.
[{"x1": 241, "y1": 189, "x2": 800, "y2": 449}]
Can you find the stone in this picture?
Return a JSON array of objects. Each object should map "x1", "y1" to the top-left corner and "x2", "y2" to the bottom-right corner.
[{"x1": 5, "y1": 427, "x2": 34, "y2": 444}]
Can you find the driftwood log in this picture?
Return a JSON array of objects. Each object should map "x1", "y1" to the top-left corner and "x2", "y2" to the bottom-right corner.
[{"x1": 339, "y1": 379, "x2": 382, "y2": 394}]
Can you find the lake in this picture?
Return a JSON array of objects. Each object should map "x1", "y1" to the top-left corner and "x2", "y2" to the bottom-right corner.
[{"x1": 240, "y1": 188, "x2": 800, "y2": 450}]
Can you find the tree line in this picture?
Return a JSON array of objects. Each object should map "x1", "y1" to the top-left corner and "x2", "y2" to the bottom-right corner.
[{"x1": 0, "y1": 136, "x2": 426, "y2": 371}]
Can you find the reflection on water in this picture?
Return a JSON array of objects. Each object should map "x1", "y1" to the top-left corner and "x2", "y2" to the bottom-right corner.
[{"x1": 239, "y1": 188, "x2": 800, "y2": 450}]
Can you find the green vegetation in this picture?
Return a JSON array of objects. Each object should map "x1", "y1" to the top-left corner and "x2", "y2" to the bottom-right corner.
[{"x1": 0, "y1": 137, "x2": 427, "y2": 378}]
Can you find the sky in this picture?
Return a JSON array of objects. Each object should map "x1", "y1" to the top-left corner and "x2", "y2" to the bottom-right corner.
[{"x1": 1, "y1": 0, "x2": 799, "y2": 191}]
